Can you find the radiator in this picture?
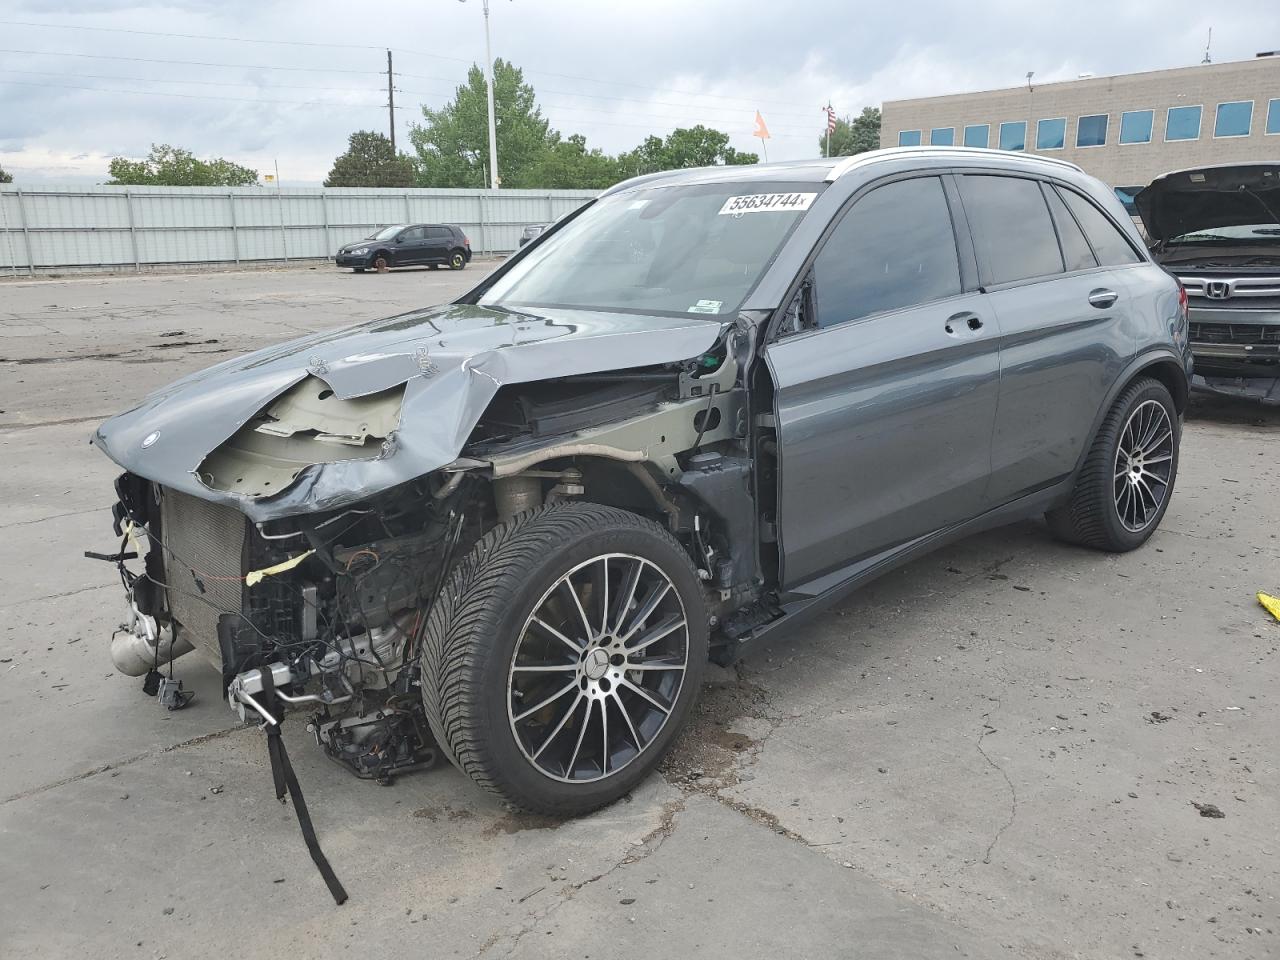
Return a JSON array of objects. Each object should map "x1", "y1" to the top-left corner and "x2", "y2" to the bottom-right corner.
[{"x1": 158, "y1": 487, "x2": 247, "y2": 670}]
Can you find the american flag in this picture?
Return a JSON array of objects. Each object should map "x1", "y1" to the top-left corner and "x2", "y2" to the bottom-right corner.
[{"x1": 824, "y1": 104, "x2": 837, "y2": 134}]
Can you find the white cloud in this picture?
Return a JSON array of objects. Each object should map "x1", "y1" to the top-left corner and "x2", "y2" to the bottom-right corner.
[{"x1": 0, "y1": 0, "x2": 1274, "y2": 183}]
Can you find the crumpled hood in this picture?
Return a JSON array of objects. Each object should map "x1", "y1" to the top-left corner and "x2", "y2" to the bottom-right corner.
[
  {"x1": 1137, "y1": 163, "x2": 1280, "y2": 242},
  {"x1": 92, "y1": 302, "x2": 725, "y2": 521}
]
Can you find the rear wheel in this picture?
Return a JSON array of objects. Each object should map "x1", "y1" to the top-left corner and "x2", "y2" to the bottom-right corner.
[
  {"x1": 448, "y1": 249, "x2": 466, "y2": 270},
  {"x1": 1046, "y1": 376, "x2": 1179, "y2": 551},
  {"x1": 420, "y1": 502, "x2": 707, "y2": 816}
]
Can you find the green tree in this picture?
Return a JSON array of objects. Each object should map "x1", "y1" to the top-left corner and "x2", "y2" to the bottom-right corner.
[
  {"x1": 823, "y1": 107, "x2": 881, "y2": 157},
  {"x1": 107, "y1": 144, "x2": 258, "y2": 186},
  {"x1": 530, "y1": 133, "x2": 622, "y2": 189},
  {"x1": 324, "y1": 130, "x2": 415, "y2": 187},
  {"x1": 0, "y1": 165, "x2": 12, "y2": 184},
  {"x1": 410, "y1": 59, "x2": 552, "y2": 188},
  {"x1": 616, "y1": 125, "x2": 757, "y2": 177}
]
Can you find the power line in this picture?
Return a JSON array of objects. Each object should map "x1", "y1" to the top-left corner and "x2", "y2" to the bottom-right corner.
[
  {"x1": 0, "y1": 76, "x2": 819, "y2": 138},
  {"x1": 0, "y1": 78, "x2": 382, "y2": 108},
  {"x1": 396, "y1": 72, "x2": 820, "y2": 121},
  {"x1": 0, "y1": 47, "x2": 381, "y2": 74},
  {"x1": 0, "y1": 19, "x2": 386, "y2": 51},
  {"x1": 0, "y1": 67, "x2": 379, "y2": 93},
  {"x1": 0, "y1": 19, "x2": 822, "y2": 110}
]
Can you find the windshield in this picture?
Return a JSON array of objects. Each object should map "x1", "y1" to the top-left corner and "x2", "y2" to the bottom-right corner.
[
  {"x1": 481, "y1": 181, "x2": 821, "y2": 317},
  {"x1": 1168, "y1": 223, "x2": 1280, "y2": 244},
  {"x1": 367, "y1": 225, "x2": 406, "y2": 240}
]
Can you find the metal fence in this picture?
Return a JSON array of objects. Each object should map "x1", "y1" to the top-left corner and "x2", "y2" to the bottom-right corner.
[{"x1": 0, "y1": 184, "x2": 599, "y2": 274}]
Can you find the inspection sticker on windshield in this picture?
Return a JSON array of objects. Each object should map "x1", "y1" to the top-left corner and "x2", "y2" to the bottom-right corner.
[
  {"x1": 718, "y1": 192, "x2": 816, "y2": 215},
  {"x1": 687, "y1": 299, "x2": 723, "y2": 314}
]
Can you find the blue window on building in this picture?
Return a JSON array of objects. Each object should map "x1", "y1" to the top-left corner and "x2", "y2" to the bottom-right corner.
[
  {"x1": 963, "y1": 124, "x2": 990, "y2": 148},
  {"x1": 1269, "y1": 99, "x2": 1280, "y2": 135},
  {"x1": 1036, "y1": 118, "x2": 1066, "y2": 150},
  {"x1": 930, "y1": 126, "x2": 955, "y2": 146},
  {"x1": 1166, "y1": 105, "x2": 1202, "y2": 141},
  {"x1": 1119, "y1": 110, "x2": 1154, "y2": 144},
  {"x1": 1076, "y1": 114, "x2": 1109, "y2": 147},
  {"x1": 998, "y1": 121, "x2": 1026, "y2": 151},
  {"x1": 1215, "y1": 101, "x2": 1253, "y2": 137},
  {"x1": 898, "y1": 129, "x2": 922, "y2": 146},
  {"x1": 1113, "y1": 186, "x2": 1144, "y2": 215}
]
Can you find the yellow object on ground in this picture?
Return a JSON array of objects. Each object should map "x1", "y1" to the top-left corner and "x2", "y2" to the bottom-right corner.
[{"x1": 1259, "y1": 592, "x2": 1280, "y2": 622}]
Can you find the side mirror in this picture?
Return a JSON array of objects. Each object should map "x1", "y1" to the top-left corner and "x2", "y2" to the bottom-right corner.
[{"x1": 396, "y1": 236, "x2": 405, "y2": 244}]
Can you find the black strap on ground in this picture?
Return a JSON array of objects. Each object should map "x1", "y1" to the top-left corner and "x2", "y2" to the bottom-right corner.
[{"x1": 259, "y1": 668, "x2": 349, "y2": 905}]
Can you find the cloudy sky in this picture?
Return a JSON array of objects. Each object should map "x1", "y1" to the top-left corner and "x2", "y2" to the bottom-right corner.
[{"x1": 0, "y1": 0, "x2": 1275, "y2": 184}]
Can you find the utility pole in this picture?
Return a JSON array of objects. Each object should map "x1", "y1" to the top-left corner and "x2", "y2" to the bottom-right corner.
[
  {"x1": 459, "y1": 0, "x2": 501, "y2": 189},
  {"x1": 386, "y1": 49, "x2": 396, "y2": 152}
]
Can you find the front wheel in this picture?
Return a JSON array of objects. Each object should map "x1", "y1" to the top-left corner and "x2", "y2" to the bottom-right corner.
[
  {"x1": 1046, "y1": 376, "x2": 1179, "y2": 551},
  {"x1": 448, "y1": 250, "x2": 466, "y2": 270},
  {"x1": 373, "y1": 253, "x2": 390, "y2": 273},
  {"x1": 420, "y1": 502, "x2": 708, "y2": 816}
]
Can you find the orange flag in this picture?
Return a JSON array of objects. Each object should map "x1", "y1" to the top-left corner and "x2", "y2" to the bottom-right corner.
[{"x1": 753, "y1": 111, "x2": 771, "y2": 140}]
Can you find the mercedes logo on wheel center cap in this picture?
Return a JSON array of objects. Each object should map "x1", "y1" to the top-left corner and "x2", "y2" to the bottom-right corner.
[{"x1": 584, "y1": 647, "x2": 610, "y2": 680}]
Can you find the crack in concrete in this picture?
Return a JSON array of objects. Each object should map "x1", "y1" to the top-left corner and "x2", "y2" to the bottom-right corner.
[
  {"x1": 2, "y1": 724, "x2": 245, "y2": 805},
  {"x1": 473, "y1": 797, "x2": 687, "y2": 959},
  {"x1": 0, "y1": 414, "x2": 113, "y2": 432},
  {"x1": 0, "y1": 506, "x2": 106, "y2": 530},
  {"x1": 975, "y1": 696, "x2": 1018, "y2": 865}
]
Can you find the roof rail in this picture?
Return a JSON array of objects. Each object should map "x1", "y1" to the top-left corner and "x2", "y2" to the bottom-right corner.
[{"x1": 825, "y1": 146, "x2": 1084, "y2": 182}]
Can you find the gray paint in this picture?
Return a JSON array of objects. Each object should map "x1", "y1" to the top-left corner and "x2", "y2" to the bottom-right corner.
[
  {"x1": 91, "y1": 148, "x2": 1191, "y2": 596},
  {"x1": 91, "y1": 303, "x2": 724, "y2": 521}
]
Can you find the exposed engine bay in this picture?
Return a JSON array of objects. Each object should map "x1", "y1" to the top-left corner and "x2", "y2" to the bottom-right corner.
[{"x1": 90, "y1": 319, "x2": 765, "y2": 901}]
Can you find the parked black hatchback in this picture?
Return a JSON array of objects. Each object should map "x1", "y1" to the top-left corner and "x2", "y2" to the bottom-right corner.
[{"x1": 335, "y1": 223, "x2": 471, "y2": 273}]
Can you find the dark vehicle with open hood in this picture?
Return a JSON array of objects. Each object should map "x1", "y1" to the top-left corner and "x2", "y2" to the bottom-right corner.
[
  {"x1": 90, "y1": 147, "x2": 1189, "y2": 899},
  {"x1": 1137, "y1": 163, "x2": 1280, "y2": 404},
  {"x1": 334, "y1": 222, "x2": 471, "y2": 273}
]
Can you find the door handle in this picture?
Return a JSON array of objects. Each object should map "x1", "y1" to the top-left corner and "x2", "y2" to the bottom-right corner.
[
  {"x1": 1088, "y1": 288, "x2": 1119, "y2": 309},
  {"x1": 945, "y1": 311, "x2": 983, "y2": 335}
]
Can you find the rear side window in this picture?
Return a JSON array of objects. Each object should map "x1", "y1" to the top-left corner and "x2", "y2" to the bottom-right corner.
[
  {"x1": 813, "y1": 176, "x2": 961, "y2": 327},
  {"x1": 958, "y1": 175, "x2": 1063, "y2": 285},
  {"x1": 1057, "y1": 188, "x2": 1141, "y2": 266},
  {"x1": 1044, "y1": 188, "x2": 1098, "y2": 272}
]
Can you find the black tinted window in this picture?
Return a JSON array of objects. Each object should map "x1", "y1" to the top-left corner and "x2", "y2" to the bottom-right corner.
[
  {"x1": 1058, "y1": 188, "x2": 1141, "y2": 266},
  {"x1": 1045, "y1": 188, "x2": 1097, "y2": 272},
  {"x1": 401, "y1": 227, "x2": 425, "y2": 241},
  {"x1": 426, "y1": 226, "x2": 451, "y2": 239},
  {"x1": 959, "y1": 175, "x2": 1063, "y2": 285},
  {"x1": 813, "y1": 177, "x2": 961, "y2": 327}
]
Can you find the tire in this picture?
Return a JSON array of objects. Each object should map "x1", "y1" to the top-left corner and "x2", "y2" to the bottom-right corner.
[
  {"x1": 448, "y1": 249, "x2": 466, "y2": 270},
  {"x1": 373, "y1": 252, "x2": 390, "y2": 273},
  {"x1": 420, "y1": 501, "x2": 708, "y2": 816},
  {"x1": 1046, "y1": 376, "x2": 1179, "y2": 552}
]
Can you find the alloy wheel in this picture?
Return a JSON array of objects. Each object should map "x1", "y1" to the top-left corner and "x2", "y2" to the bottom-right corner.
[
  {"x1": 507, "y1": 553, "x2": 689, "y2": 784},
  {"x1": 1113, "y1": 399, "x2": 1174, "y2": 532}
]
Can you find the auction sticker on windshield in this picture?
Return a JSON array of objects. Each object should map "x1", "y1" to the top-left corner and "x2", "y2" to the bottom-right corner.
[{"x1": 718, "y1": 192, "x2": 816, "y2": 215}]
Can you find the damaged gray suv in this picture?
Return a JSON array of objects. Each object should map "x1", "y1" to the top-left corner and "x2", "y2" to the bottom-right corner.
[{"x1": 91, "y1": 148, "x2": 1191, "y2": 835}]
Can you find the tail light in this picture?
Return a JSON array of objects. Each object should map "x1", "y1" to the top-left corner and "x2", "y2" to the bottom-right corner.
[
  {"x1": 463, "y1": 235, "x2": 470, "y2": 248},
  {"x1": 1177, "y1": 282, "x2": 1188, "y2": 321}
]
